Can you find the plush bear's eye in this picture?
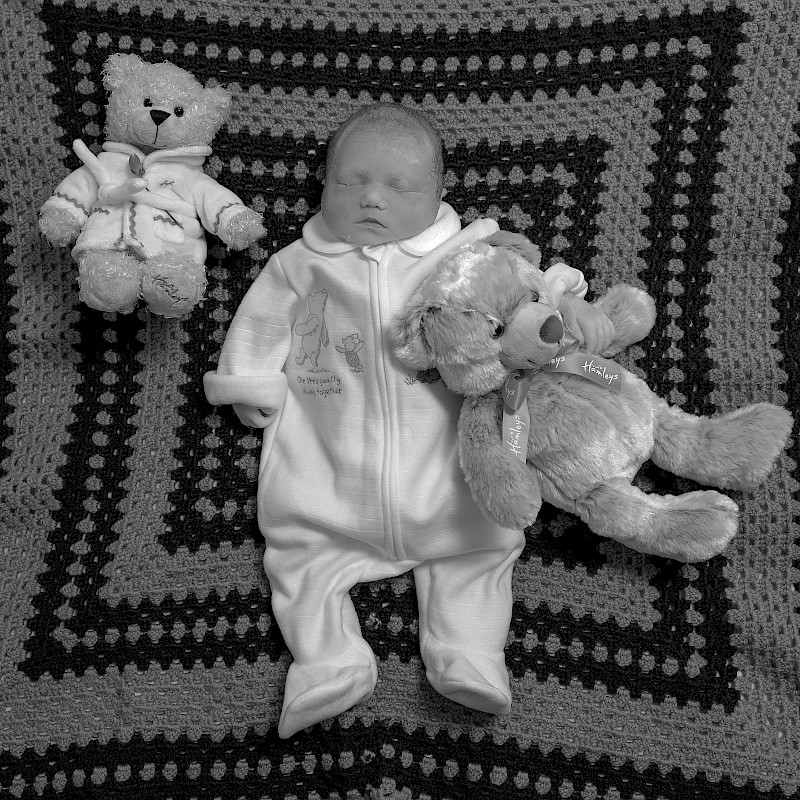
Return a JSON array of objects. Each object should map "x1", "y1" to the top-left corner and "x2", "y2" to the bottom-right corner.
[
  {"x1": 530, "y1": 290, "x2": 539, "y2": 303},
  {"x1": 143, "y1": 98, "x2": 153, "y2": 107},
  {"x1": 486, "y1": 314, "x2": 505, "y2": 339},
  {"x1": 174, "y1": 106, "x2": 184, "y2": 117}
]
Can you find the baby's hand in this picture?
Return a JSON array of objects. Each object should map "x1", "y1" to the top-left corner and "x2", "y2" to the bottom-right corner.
[
  {"x1": 233, "y1": 403, "x2": 278, "y2": 428},
  {"x1": 564, "y1": 297, "x2": 615, "y2": 354}
]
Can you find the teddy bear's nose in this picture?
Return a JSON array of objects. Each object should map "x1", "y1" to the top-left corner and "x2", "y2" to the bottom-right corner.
[
  {"x1": 150, "y1": 109, "x2": 171, "y2": 127},
  {"x1": 539, "y1": 315, "x2": 563, "y2": 343}
]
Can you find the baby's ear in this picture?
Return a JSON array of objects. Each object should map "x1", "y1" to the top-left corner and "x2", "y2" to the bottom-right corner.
[{"x1": 392, "y1": 300, "x2": 439, "y2": 369}]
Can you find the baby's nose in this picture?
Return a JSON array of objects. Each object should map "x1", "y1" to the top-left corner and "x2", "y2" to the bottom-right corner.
[{"x1": 360, "y1": 184, "x2": 388, "y2": 208}]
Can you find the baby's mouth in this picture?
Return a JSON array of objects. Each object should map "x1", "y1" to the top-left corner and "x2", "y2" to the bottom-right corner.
[{"x1": 359, "y1": 217, "x2": 385, "y2": 227}]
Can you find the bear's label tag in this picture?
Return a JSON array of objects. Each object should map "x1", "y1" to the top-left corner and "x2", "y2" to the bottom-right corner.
[
  {"x1": 501, "y1": 370, "x2": 533, "y2": 411},
  {"x1": 502, "y1": 370, "x2": 534, "y2": 461},
  {"x1": 542, "y1": 352, "x2": 622, "y2": 392},
  {"x1": 129, "y1": 154, "x2": 145, "y2": 178},
  {"x1": 503, "y1": 403, "x2": 530, "y2": 462}
]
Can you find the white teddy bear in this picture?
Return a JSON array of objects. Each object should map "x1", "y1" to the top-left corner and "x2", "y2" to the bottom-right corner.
[{"x1": 39, "y1": 53, "x2": 266, "y2": 317}]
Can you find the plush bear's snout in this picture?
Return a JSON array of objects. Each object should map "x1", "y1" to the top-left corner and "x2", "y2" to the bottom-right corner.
[
  {"x1": 150, "y1": 109, "x2": 171, "y2": 126},
  {"x1": 540, "y1": 314, "x2": 563, "y2": 344},
  {"x1": 499, "y1": 304, "x2": 564, "y2": 369}
]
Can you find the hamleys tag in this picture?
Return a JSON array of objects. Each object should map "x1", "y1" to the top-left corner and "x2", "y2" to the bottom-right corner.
[
  {"x1": 501, "y1": 370, "x2": 534, "y2": 461},
  {"x1": 501, "y1": 369, "x2": 533, "y2": 411},
  {"x1": 541, "y1": 351, "x2": 622, "y2": 392}
]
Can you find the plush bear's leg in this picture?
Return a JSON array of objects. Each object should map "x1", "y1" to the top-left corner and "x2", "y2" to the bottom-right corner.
[
  {"x1": 140, "y1": 251, "x2": 207, "y2": 318},
  {"x1": 651, "y1": 402, "x2": 793, "y2": 491},
  {"x1": 572, "y1": 478, "x2": 738, "y2": 562},
  {"x1": 264, "y1": 526, "x2": 414, "y2": 739},
  {"x1": 77, "y1": 249, "x2": 142, "y2": 313},
  {"x1": 414, "y1": 529, "x2": 524, "y2": 715}
]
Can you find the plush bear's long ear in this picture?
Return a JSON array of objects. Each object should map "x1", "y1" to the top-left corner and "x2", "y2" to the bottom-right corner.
[
  {"x1": 482, "y1": 231, "x2": 542, "y2": 270},
  {"x1": 102, "y1": 53, "x2": 145, "y2": 90},
  {"x1": 391, "y1": 299, "x2": 439, "y2": 369}
]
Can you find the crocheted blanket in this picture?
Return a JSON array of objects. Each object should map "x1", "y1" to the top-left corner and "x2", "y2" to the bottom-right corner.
[{"x1": 2, "y1": 1, "x2": 798, "y2": 798}]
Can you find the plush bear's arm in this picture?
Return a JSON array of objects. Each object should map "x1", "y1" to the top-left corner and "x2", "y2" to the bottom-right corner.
[
  {"x1": 192, "y1": 172, "x2": 266, "y2": 248},
  {"x1": 541, "y1": 262, "x2": 588, "y2": 303},
  {"x1": 39, "y1": 165, "x2": 98, "y2": 245},
  {"x1": 458, "y1": 393, "x2": 543, "y2": 530}
]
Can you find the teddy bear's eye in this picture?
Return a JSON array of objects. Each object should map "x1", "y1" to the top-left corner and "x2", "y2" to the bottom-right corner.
[
  {"x1": 143, "y1": 98, "x2": 153, "y2": 107},
  {"x1": 530, "y1": 290, "x2": 540, "y2": 303},
  {"x1": 485, "y1": 314, "x2": 505, "y2": 339},
  {"x1": 174, "y1": 106, "x2": 184, "y2": 117}
]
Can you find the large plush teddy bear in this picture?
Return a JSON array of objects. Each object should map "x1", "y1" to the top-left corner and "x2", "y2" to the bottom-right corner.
[
  {"x1": 39, "y1": 53, "x2": 266, "y2": 318},
  {"x1": 393, "y1": 232, "x2": 793, "y2": 562}
]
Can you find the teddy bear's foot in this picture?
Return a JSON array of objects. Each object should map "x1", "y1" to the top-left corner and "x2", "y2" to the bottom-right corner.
[
  {"x1": 141, "y1": 252, "x2": 207, "y2": 318},
  {"x1": 278, "y1": 659, "x2": 377, "y2": 739},
  {"x1": 424, "y1": 648, "x2": 511, "y2": 715},
  {"x1": 576, "y1": 479, "x2": 739, "y2": 562},
  {"x1": 651, "y1": 403, "x2": 793, "y2": 491},
  {"x1": 78, "y1": 250, "x2": 142, "y2": 313}
]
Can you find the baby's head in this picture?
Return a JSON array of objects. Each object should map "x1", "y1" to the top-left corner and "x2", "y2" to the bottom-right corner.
[{"x1": 321, "y1": 103, "x2": 445, "y2": 246}]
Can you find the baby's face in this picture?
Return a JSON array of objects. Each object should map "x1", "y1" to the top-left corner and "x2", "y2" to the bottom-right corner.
[{"x1": 321, "y1": 129, "x2": 442, "y2": 246}]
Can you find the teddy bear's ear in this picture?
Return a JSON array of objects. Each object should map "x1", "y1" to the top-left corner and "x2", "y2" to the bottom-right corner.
[
  {"x1": 202, "y1": 85, "x2": 233, "y2": 117},
  {"x1": 102, "y1": 53, "x2": 145, "y2": 91},
  {"x1": 193, "y1": 84, "x2": 233, "y2": 135},
  {"x1": 392, "y1": 300, "x2": 439, "y2": 369},
  {"x1": 482, "y1": 231, "x2": 542, "y2": 271}
]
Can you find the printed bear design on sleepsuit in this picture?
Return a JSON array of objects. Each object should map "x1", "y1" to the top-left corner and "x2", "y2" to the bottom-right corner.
[
  {"x1": 336, "y1": 333, "x2": 365, "y2": 373},
  {"x1": 294, "y1": 289, "x2": 329, "y2": 372}
]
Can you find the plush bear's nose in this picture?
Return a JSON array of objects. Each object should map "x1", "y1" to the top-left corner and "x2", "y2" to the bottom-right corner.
[
  {"x1": 150, "y1": 109, "x2": 171, "y2": 126},
  {"x1": 539, "y1": 315, "x2": 563, "y2": 343}
]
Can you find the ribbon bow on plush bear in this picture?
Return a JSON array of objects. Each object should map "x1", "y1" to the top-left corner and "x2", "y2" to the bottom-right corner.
[{"x1": 393, "y1": 232, "x2": 793, "y2": 562}]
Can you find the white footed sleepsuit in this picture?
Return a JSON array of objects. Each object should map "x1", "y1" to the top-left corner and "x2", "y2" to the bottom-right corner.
[{"x1": 204, "y1": 203, "x2": 586, "y2": 738}]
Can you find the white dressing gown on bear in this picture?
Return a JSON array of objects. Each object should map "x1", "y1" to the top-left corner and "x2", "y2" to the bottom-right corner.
[{"x1": 41, "y1": 142, "x2": 251, "y2": 263}]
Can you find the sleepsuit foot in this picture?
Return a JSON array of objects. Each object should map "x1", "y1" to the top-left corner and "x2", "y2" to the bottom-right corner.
[{"x1": 412, "y1": 530, "x2": 524, "y2": 715}]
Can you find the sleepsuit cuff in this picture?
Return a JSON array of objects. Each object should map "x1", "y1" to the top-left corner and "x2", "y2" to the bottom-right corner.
[{"x1": 203, "y1": 372, "x2": 288, "y2": 410}]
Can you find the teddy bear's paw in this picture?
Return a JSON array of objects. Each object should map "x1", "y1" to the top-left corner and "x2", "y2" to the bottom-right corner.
[
  {"x1": 641, "y1": 490, "x2": 739, "y2": 562},
  {"x1": 480, "y1": 495, "x2": 540, "y2": 530},
  {"x1": 141, "y1": 252, "x2": 207, "y2": 317},
  {"x1": 653, "y1": 402, "x2": 794, "y2": 491},
  {"x1": 222, "y1": 208, "x2": 267, "y2": 251},
  {"x1": 702, "y1": 403, "x2": 794, "y2": 490},
  {"x1": 578, "y1": 480, "x2": 738, "y2": 562},
  {"x1": 594, "y1": 284, "x2": 656, "y2": 356},
  {"x1": 465, "y1": 473, "x2": 541, "y2": 530},
  {"x1": 39, "y1": 206, "x2": 84, "y2": 248},
  {"x1": 78, "y1": 250, "x2": 142, "y2": 313}
]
